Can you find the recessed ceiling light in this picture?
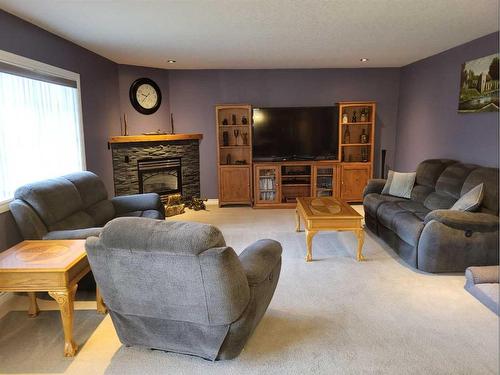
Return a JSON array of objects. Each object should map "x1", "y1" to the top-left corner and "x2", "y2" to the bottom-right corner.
[
  {"x1": 360, "y1": 58, "x2": 369, "y2": 62},
  {"x1": 167, "y1": 59, "x2": 176, "y2": 64}
]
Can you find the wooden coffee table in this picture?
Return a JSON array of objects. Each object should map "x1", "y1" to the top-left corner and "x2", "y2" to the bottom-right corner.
[
  {"x1": 295, "y1": 197, "x2": 365, "y2": 262},
  {"x1": 0, "y1": 240, "x2": 106, "y2": 356}
]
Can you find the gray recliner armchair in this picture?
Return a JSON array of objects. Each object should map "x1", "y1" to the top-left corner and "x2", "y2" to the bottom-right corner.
[
  {"x1": 85, "y1": 217, "x2": 282, "y2": 360},
  {"x1": 9, "y1": 171, "x2": 165, "y2": 240}
]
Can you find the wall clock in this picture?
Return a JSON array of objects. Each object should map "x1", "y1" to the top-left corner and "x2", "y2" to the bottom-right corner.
[{"x1": 129, "y1": 78, "x2": 162, "y2": 115}]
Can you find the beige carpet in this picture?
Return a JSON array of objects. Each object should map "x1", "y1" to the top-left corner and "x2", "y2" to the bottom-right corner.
[{"x1": 0, "y1": 204, "x2": 498, "y2": 374}]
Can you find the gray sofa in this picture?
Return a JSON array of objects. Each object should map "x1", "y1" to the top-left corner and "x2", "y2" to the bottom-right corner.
[
  {"x1": 465, "y1": 266, "x2": 499, "y2": 315},
  {"x1": 363, "y1": 159, "x2": 499, "y2": 273},
  {"x1": 85, "y1": 217, "x2": 282, "y2": 360},
  {"x1": 9, "y1": 171, "x2": 165, "y2": 240}
]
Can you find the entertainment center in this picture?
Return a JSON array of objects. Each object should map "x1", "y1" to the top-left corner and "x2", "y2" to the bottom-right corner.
[{"x1": 216, "y1": 102, "x2": 376, "y2": 207}]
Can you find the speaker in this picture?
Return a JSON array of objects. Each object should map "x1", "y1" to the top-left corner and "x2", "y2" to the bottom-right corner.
[{"x1": 381, "y1": 149, "x2": 387, "y2": 178}]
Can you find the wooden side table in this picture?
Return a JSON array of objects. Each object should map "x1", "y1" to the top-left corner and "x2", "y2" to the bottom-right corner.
[{"x1": 0, "y1": 240, "x2": 106, "y2": 356}]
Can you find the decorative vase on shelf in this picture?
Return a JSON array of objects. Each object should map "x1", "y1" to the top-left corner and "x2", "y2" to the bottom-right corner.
[
  {"x1": 361, "y1": 147, "x2": 368, "y2": 162},
  {"x1": 242, "y1": 132, "x2": 248, "y2": 145},
  {"x1": 351, "y1": 111, "x2": 357, "y2": 123},
  {"x1": 233, "y1": 129, "x2": 240, "y2": 145},
  {"x1": 226, "y1": 153, "x2": 232, "y2": 165},
  {"x1": 360, "y1": 128, "x2": 368, "y2": 144},
  {"x1": 342, "y1": 112, "x2": 348, "y2": 124},
  {"x1": 242, "y1": 116, "x2": 248, "y2": 125},
  {"x1": 343, "y1": 125, "x2": 351, "y2": 144},
  {"x1": 360, "y1": 109, "x2": 367, "y2": 122},
  {"x1": 222, "y1": 131, "x2": 229, "y2": 146},
  {"x1": 222, "y1": 118, "x2": 228, "y2": 126},
  {"x1": 231, "y1": 114, "x2": 237, "y2": 125}
]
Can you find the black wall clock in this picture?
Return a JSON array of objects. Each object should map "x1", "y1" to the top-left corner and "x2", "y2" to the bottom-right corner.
[{"x1": 129, "y1": 78, "x2": 162, "y2": 115}]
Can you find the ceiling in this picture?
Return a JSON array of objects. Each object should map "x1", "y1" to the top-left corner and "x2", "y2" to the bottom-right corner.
[{"x1": 1, "y1": 0, "x2": 498, "y2": 69}]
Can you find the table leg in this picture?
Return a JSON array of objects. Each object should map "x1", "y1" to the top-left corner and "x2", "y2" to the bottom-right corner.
[
  {"x1": 305, "y1": 230, "x2": 317, "y2": 262},
  {"x1": 295, "y1": 209, "x2": 301, "y2": 232},
  {"x1": 356, "y1": 229, "x2": 365, "y2": 261},
  {"x1": 27, "y1": 292, "x2": 39, "y2": 317},
  {"x1": 96, "y1": 287, "x2": 107, "y2": 314},
  {"x1": 49, "y1": 284, "x2": 78, "y2": 357}
]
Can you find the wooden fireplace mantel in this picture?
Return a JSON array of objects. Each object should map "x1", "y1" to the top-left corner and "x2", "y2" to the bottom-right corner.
[{"x1": 109, "y1": 133, "x2": 203, "y2": 144}]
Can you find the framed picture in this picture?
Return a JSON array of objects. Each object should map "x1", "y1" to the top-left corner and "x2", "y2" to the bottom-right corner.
[{"x1": 458, "y1": 53, "x2": 499, "y2": 112}]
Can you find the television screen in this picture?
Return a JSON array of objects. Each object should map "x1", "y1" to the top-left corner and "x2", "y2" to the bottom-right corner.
[{"x1": 252, "y1": 106, "x2": 339, "y2": 161}]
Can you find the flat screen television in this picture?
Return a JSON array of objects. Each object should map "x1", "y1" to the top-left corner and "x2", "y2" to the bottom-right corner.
[{"x1": 252, "y1": 106, "x2": 339, "y2": 161}]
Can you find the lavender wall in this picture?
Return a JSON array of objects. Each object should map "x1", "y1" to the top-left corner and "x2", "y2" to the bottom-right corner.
[
  {"x1": 168, "y1": 69, "x2": 401, "y2": 198},
  {"x1": 117, "y1": 64, "x2": 171, "y2": 134},
  {"x1": 0, "y1": 10, "x2": 121, "y2": 250},
  {"x1": 395, "y1": 32, "x2": 499, "y2": 171}
]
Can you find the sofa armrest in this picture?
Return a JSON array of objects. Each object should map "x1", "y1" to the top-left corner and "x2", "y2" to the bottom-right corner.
[
  {"x1": 363, "y1": 179, "x2": 386, "y2": 197},
  {"x1": 43, "y1": 227, "x2": 102, "y2": 240},
  {"x1": 238, "y1": 239, "x2": 282, "y2": 285},
  {"x1": 424, "y1": 210, "x2": 499, "y2": 233},
  {"x1": 111, "y1": 193, "x2": 164, "y2": 216},
  {"x1": 466, "y1": 266, "x2": 500, "y2": 285}
]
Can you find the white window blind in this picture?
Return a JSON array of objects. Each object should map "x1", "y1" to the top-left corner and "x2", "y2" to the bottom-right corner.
[{"x1": 0, "y1": 54, "x2": 85, "y2": 206}]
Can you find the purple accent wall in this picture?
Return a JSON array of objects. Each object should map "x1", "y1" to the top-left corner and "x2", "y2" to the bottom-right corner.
[
  {"x1": 167, "y1": 69, "x2": 401, "y2": 198},
  {"x1": 395, "y1": 32, "x2": 499, "y2": 171},
  {"x1": 117, "y1": 64, "x2": 171, "y2": 134},
  {"x1": 0, "y1": 9, "x2": 496, "y2": 251},
  {"x1": 0, "y1": 10, "x2": 121, "y2": 250}
]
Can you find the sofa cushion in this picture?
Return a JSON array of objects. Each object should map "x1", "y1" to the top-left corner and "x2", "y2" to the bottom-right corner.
[
  {"x1": 377, "y1": 200, "x2": 429, "y2": 231},
  {"x1": 63, "y1": 171, "x2": 108, "y2": 208},
  {"x1": 423, "y1": 163, "x2": 477, "y2": 211},
  {"x1": 415, "y1": 159, "x2": 456, "y2": 188},
  {"x1": 392, "y1": 212, "x2": 425, "y2": 246},
  {"x1": 43, "y1": 227, "x2": 102, "y2": 240},
  {"x1": 435, "y1": 163, "x2": 477, "y2": 199},
  {"x1": 48, "y1": 211, "x2": 95, "y2": 232},
  {"x1": 378, "y1": 202, "x2": 406, "y2": 230},
  {"x1": 423, "y1": 192, "x2": 457, "y2": 211},
  {"x1": 142, "y1": 210, "x2": 164, "y2": 219},
  {"x1": 451, "y1": 183, "x2": 484, "y2": 212},
  {"x1": 14, "y1": 177, "x2": 83, "y2": 226},
  {"x1": 86, "y1": 200, "x2": 115, "y2": 226},
  {"x1": 363, "y1": 193, "x2": 405, "y2": 218},
  {"x1": 462, "y1": 167, "x2": 499, "y2": 215},
  {"x1": 410, "y1": 185, "x2": 434, "y2": 203}
]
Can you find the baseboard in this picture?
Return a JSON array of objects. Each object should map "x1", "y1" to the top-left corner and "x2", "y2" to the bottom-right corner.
[
  {"x1": 206, "y1": 199, "x2": 219, "y2": 205},
  {"x1": 0, "y1": 292, "x2": 14, "y2": 306}
]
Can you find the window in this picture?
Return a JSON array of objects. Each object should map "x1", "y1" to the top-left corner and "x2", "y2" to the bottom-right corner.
[{"x1": 0, "y1": 50, "x2": 85, "y2": 212}]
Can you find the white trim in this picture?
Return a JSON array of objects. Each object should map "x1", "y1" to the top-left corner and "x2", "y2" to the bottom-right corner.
[
  {"x1": 0, "y1": 50, "x2": 80, "y2": 82},
  {"x1": 0, "y1": 199, "x2": 12, "y2": 214},
  {"x1": 0, "y1": 49, "x2": 87, "y2": 202},
  {"x1": 206, "y1": 199, "x2": 219, "y2": 205}
]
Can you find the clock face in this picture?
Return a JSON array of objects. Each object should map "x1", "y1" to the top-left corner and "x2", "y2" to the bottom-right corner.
[
  {"x1": 136, "y1": 83, "x2": 158, "y2": 109},
  {"x1": 129, "y1": 78, "x2": 162, "y2": 115}
]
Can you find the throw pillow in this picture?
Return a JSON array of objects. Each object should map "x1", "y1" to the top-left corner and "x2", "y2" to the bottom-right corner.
[
  {"x1": 451, "y1": 183, "x2": 484, "y2": 212},
  {"x1": 381, "y1": 170, "x2": 416, "y2": 199}
]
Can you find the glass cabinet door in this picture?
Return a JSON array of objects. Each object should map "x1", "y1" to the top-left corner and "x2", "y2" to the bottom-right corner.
[
  {"x1": 315, "y1": 166, "x2": 334, "y2": 197},
  {"x1": 256, "y1": 166, "x2": 280, "y2": 204}
]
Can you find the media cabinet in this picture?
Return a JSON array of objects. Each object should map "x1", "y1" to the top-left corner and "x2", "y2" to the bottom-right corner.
[{"x1": 216, "y1": 102, "x2": 376, "y2": 207}]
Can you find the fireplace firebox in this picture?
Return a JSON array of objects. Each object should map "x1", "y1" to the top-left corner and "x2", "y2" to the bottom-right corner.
[{"x1": 137, "y1": 157, "x2": 182, "y2": 197}]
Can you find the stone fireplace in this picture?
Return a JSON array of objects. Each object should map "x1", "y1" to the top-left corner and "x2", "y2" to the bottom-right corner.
[{"x1": 109, "y1": 134, "x2": 202, "y2": 200}]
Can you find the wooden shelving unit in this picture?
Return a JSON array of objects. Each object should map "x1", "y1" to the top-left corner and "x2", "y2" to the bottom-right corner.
[
  {"x1": 338, "y1": 101, "x2": 376, "y2": 201},
  {"x1": 216, "y1": 101, "x2": 376, "y2": 207},
  {"x1": 216, "y1": 104, "x2": 253, "y2": 206}
]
